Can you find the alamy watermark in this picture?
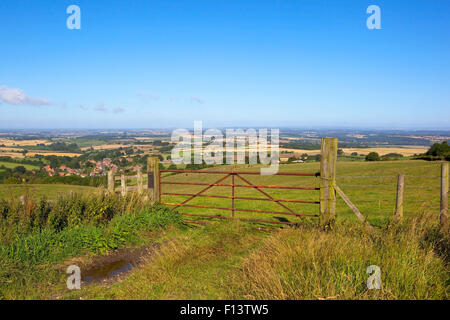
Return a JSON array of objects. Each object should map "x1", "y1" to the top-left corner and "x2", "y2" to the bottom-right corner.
[
  {"x1": 366, "y1": 265, "x2": 382, "y2": 289},
  {"x1": 171, "y1": 121, "x2": 279, "y2": 175},
  {"x1": 65, "y1": 5, "x2": 380, "y2": 31},
  {"x1": 366, "y1": 5, "x2": 381, "y2": 30},
  {"x1": 66, "y1": 5, "x2": 81, "y2": 30},
  {"x1": 66, "y1": 265, "x2": 81, "y2": 290}
]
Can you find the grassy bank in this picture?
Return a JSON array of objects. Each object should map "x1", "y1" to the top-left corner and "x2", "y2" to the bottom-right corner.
[
  {"x1": 67, "y1": 211, "x2": 449, "y2": 300},
  {"x1": 0, "y1": 193, "x2": 184, "y2": 299},
  {"x1": 235, "y1": 213, "x2": 449, "y2": 299}
]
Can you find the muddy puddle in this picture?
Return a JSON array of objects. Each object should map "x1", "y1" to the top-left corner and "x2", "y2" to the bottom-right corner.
[
  {"x1": 80, "y1": 243, "x2": 160, "y2": 284},
  {"x1": 82, "y1": 260, "x2": 134, "y2": 283}
]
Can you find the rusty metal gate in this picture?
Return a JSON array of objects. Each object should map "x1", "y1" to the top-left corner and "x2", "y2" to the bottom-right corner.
[{"x1": 158, "y1": 169, "x2": 321, "y2": 228}]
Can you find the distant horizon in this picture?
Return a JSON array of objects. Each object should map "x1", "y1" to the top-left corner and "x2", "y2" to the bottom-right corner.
[{"x1": 1, "y1": 126, "x2": 450, "y2": 133}]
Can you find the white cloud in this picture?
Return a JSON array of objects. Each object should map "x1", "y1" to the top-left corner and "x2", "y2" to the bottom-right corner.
[
  {"x1": 191, "y1": 96, "x2": 205, "y2": 104},
  {"x1": 94, "y1": 103, "x2": 108, "y2": 112},
  {"x1": 0, "y1": 85, "x2": 51, "y2": 106},
  {"x1": 113, "y1": 107, "x2": 124, "y2": 113},
  {"x1": 137, "y1": 91, "x2": 160, "y2": 101}
]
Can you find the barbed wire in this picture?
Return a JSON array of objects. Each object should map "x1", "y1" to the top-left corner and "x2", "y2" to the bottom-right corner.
[
  {"x1": 405, "y1": 186, "x2": 440, "y2": 189},
  {"x1": 338, "y1": 184, "x2": 440, "y2": 189},
  {"x1": 337, "y1": 175, "x2": 397, "y2": 178},
  {"x1": 338, "y1": 198, "x2": 440, "y2": 203},
  {"x1": 405, "y1": 175, "x2": 440, "y2": 178},
  {"x1": 337, "y1": 175, "x2": 440, "y2": 180}
]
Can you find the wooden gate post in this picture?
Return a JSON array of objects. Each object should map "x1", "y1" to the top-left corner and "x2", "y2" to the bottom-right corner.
[
  {"x1": 147, "y1": 157, "x2": 160, "y2": 204},
  {"x1": 440, "y1": 162, "x2": 449, "y2": 231},
  {"x1": 137, "y1": 167, "x2": 143, "y2": 194},
  {"x1": 107, "y1": 170, "x2": 114, "y2": 193},
  {"x1": 121, "y1": 174, "x2": 126, "y2": 196},
  {"x1": 320, "y1": 137, "x2": 338, "y2": 227},
  {"x1": 394, "y1": 174, "x2": 405, "y2": 221}
]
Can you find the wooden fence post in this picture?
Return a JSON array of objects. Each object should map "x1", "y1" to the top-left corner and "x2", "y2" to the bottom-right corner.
[
  {"x1": 121, "y1": 174, "x2": 126, "y2": 196},
  {"x1": 394, "y1": 174, "x2": 404, "y2": 221},
  {"x1": 147, "y1": 157, "x2": 160, "y2": 204},
  {"x1": 107, "y1": 170, "x2": 114, "y2": 193},
  {"x1": 320, "y1": 137, "x2": 338, "y2": 227},
  {"x1": 440, "y1": 162, "x2": 449, "y2": 231},
  {"x1": 137, "y1": 167, "x2": 143, "y2": 194}
]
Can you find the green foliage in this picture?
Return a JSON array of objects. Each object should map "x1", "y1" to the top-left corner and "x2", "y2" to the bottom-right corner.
[
  {"x1": 0, "y1": 192, "x2": 149, "y2": 243},
  {"x1": 381, "y1": 153, "x2": 403, "y2": 159},
  {"x1": 13, "y1": 166, "x2": 26, "y2": 174},
  {"x1": 426, "y1": 141, "x2": 450, "y2": 157},
  {"x1": 0, "y1": 196, "x2": 183, "y2": 299},
  {"x1": 365, "y1": 152, "x2": 380, "y2": 161},
  {"x1": 25, "y1": 142, "x2": 81, "y2": 153}
]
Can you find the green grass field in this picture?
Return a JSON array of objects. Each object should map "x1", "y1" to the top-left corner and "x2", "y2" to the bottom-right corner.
[
  {"x1": 0, "y1": 184, "x2": 99, "y2": 200},
  {"x1": 0, "y1": 161, "x2": 40, "y2": 171}
]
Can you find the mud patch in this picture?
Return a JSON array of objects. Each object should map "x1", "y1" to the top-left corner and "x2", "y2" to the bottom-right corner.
[{"x1": 80, "y1": 243, "x2": 161, "y2": 285}]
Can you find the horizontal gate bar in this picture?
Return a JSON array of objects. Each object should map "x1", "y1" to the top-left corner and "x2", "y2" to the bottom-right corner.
[
  {"x1": 161, "y1": 169, "x2": 319, "y2": 176},
  {"x1": 179, "y1": 212, "x2": 299, "y2": 225},
  {"x1": 162, "y1": 192, "x2": 320, "y2": 204},
  {"x1": 161, "y1": 181, "x2": 319, "y2": 190},
  {"x1": 161, "y1": 202, "x2": 318, "y2": 217}
]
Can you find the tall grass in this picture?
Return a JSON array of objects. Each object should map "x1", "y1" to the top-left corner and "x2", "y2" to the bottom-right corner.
[
  {"x1": 74, "y1": 213, "x2": 449, "y2": 300},
  {"x1": 77, "y1": 220, "x2": 264, "y2": 300},
  {"x1": 234, "y1": 212, "x2": 449, "y2": 300},
  {"x1": 0, "y1": 192, "x2": 184, "y2": 299},
  {"x1": 0, "y1": 191, "x2": 152, "y2": 244}
]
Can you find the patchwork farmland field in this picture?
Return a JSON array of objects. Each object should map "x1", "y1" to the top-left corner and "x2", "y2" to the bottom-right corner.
[
  {"x1": 0, "y1": 161, "x2": 40, "y2": 171},
  {"x1": 0, "y1": 184, "x2": 99, "y2": 200}
]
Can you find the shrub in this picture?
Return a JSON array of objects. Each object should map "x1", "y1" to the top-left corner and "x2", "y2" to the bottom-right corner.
[
  {"x1": 0, "y1": 192, "x2": 152, "y2": 243},
  {"x1": 365, "y1": 152, "x2": 380, "y2": 161}
]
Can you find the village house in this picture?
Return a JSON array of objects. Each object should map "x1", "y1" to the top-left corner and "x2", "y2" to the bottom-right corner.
[
  {"x1": 43, "y1": 165, "x2": 55, "y2": 177},
  {"x1": 102, "y1": 158, "x2": 112, "y2": 166}
]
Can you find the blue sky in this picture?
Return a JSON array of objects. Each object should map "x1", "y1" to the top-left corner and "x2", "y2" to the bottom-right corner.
[{"x1": 0, "y1": 0, "x2": 449, "y2": 129}]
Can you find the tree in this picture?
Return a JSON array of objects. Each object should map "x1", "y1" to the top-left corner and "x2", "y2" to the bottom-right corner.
[
  {"x1": 426, "y1": 141, "x2": 450, "y2": 157},
  {"x1": 381, "y1": 153, "x2": 403, "y2": 159},
  {"x1": 351, "y1": 152, "x2": 358, "y2": 156},
  {"x1": 337, "y1": 149, "x2": 344, "y2": 156},
  {"x1": 13, "y1": 166, "x2": 27, "y2": 174},
  {"x1": 365, "y1": 152, "x2": 380, "y2": 161}
]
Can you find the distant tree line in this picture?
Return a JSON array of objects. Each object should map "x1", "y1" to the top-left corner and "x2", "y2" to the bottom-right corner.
[{"x1": 415, "y1": 141, "x2": 450, "y2": 161}]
